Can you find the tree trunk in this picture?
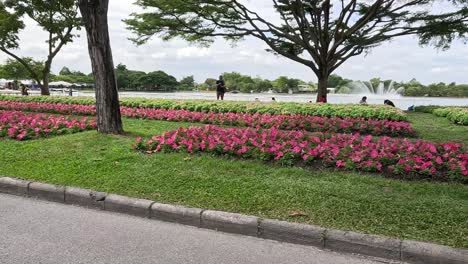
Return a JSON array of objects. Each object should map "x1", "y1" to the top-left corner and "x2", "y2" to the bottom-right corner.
[
  {"x1": 41, "y1": 72, "x2": 51, "y2": 96},
  {"x1": 316, "y1": 75, "x2": 329, "y2": 102},
  {"x1": 79, "y1": 0, "x2": 123, "y2": 134}
]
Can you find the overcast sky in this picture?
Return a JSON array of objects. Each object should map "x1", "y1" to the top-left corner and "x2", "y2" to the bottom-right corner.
[{"x1": 0, "y1": 1, "x2": 467, "y2": 84}]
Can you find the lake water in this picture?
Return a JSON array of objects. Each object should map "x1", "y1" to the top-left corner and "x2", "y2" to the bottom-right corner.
[
  {"x1": 99, "y1": 91, "x2": 468, "y2": 110},
  {"x1": 2, "y1": 90, "x2": 467, "y2": 110}
]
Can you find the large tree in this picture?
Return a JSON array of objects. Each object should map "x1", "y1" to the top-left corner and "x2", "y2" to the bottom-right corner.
[
  {"x1": 178, "y1": 75, "x2": 195, "y2": 90},
  {"x1": 0, "y1": 57, "x2": 42, "y2": 80},
  {"x1": 79, "y1": 0, "x2": 123, "y2": 134},
  {"x1": 274, "y1": 76, "x2": 300, "y2": 93},
  {"x1": 0, "y1": 0, "x2": 81, "y2": 95},
  {"x1": 137, "y1": 70, "x2": 178, "y2": 91},
  {"x1": 126, "y1": 0, "x2": 467, "y2": 101},
  {"x1": 59, "y1": 66, "x2": 73, "y2": 76}
]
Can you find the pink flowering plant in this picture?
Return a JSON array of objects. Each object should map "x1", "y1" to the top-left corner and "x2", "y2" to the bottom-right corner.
[
  {"x1": 135, "y1": 125, "x2": 467, "y2": 183},
  {"x1": 0, "y1": 101, "x2": 96, "y2": 116},
  {"x1": 0, "y1": 95, "x2": 409, "y2": 121},
  {"x1": 0, "y1": 101, "x2": 415, "y2": 137},
  {"x1": 0, "y1": 110, "x2": 97, "y2": 141}
]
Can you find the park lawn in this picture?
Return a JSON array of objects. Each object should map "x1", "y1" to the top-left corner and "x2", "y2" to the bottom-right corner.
[
  {"x1": 0, "y1": 117, "x2": 467, "y2": 248},
  {"x1": 408, "y1": 112, "x2": 468, "y2": 145}
]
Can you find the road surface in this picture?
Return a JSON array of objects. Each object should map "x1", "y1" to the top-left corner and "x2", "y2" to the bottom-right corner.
[{"x1": 0, "y1": 193, "x2": 399, "y2": 264}]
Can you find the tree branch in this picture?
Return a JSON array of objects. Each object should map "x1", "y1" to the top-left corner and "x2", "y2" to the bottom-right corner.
[{"x1": 0, "y1": 47, "x2": 42, "y2": 85}]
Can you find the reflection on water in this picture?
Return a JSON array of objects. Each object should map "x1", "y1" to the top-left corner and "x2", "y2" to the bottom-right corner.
[{"x1": 2, "y1": 90, "x2": 467, "y2": 110}]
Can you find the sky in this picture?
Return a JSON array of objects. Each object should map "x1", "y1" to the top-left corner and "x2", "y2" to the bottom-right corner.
[{"x1": 0, "y1": 1, "x2": 467, "y2": 85}]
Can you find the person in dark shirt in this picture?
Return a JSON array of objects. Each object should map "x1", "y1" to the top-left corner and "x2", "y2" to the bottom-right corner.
[
  {"x1": 20, "y1": 84, "x2": 29, "y2": 96},
  {"x1": 359, "y1": 96, "x2": 367, "y2": 104},
  {"x1": 216, "y1": 75, "x2": 226, "y2": 100},
  {"x1": 384, "y1": 99, "x2": 396, "y2": 107}
]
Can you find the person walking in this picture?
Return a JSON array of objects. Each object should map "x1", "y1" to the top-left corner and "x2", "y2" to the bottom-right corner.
[{"x1": 216, "y1": 75, "x2": 226, "y2": 100}]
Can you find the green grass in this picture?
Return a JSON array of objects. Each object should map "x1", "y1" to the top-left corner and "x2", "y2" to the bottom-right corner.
[
  {"x1": 408, "y1": 112, "x2": 468, "y2": 144},
  {"x1": 0, "y1": 117, "x2": 467, "y2": 248}
]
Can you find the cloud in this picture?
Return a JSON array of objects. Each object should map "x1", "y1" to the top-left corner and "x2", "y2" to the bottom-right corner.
[
  {"x1": 176, "y1": 47, "x2": 211, "y2": 59},
  {"x1": 0, "y1": 1, "x2": 466, "y2": 84},
  {"x1": 431, "y1": 67, "x2": 450, "y2": 73},
  {"x1": 151, "y1": 52, "x2": 168, "y2": 59}
]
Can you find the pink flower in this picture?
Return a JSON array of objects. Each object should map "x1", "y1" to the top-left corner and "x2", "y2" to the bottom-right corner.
[
  {"x1": 0, "y1": 100, "x2": 415, "y2": 137},
  {"x1": 336, "y1": 160, "x2": 346, "y2": 168},
  {"x1": 0, "y1": 110, "x2": 96, "y2": 141}
]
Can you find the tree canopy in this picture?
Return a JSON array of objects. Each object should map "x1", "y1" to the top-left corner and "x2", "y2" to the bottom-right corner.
[
  {"x1": 126, "y1": 0, "x2": 468, "y2": 101},
  {"x1": 114, "y1": 63, "x2": 180, "y2": 91},
  {"x1": 178, "y1": 75, "x2": 195, "y2": 90},
  {"x1": 59, "y1": 67, "x2": 73, "y2": 76},
  {"x1": 0, "y1": 57, "x2": 43, "y2": 80},
  {"x1": 0, "y1": 0, "x2": 81, "y2": 95},
  {"x1": 415, "y1": 1, "x2": 468, "y2": 49}
]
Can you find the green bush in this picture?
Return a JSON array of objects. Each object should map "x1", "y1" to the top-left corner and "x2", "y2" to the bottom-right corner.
[
  {"x1": 433, "y1": 108, "x2": 468, "y2": 125},
  {"x1": 414, "y1": 105, "x2": 443, "y2": 113},
  {"x1": 415, "y1": 105, "x2": 468, "y2": 126},
  {"x1": 0, "y1": 95, "x2": 408, "y2": 121}
]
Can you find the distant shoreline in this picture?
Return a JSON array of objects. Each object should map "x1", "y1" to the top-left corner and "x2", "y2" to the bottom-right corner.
[{"x1": 1, "y1": 89, "x2": 467, "y2": 101}]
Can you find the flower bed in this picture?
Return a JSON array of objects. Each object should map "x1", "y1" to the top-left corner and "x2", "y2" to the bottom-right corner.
[
  {"x1": 135, "y1": 126, "x2": 468, "y2": 183},
  {"x1": 0, "y1": 110, "x2": 96, "y2": 140},
  {"x1": 0, "y1": 100, "x2": 415, "y2": 137},
  {"x1": 0, "y1": 101, "x2": 95, "y2": 115},
  {"x1": 0, "y1": 95, "x2": 408, "y2": 121}
]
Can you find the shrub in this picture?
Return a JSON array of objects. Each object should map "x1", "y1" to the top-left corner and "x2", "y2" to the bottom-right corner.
[
  {"x1": 414, "y1": 105, "x2": 468, "y2": 126},
  {"x1": 433, "y1": 108, "x2": 468, "y2": 125}
]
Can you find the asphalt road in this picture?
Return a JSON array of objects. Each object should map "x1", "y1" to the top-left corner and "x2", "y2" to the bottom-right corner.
[{"x1": 0, "y1": 193, "x2": 399, "y2": 264}]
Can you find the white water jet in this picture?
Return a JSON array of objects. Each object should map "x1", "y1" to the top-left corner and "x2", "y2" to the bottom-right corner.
[{"x1": 344, "y1": 81, "x2": 405, "y2": 96}]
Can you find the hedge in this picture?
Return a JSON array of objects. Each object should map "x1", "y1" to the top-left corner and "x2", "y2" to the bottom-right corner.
[
  {"x1": 0, "y1": 95, "x2": 408, "y2": 121},
  {"x1": 415, "y1": 105, "x2": 468, "y2": 125}
]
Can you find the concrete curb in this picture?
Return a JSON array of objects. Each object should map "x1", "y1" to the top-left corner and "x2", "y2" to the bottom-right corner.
[
  {"x1": 151, "y1": 202, "x2": 203, "y2": 227},
  {"x1": 401, "y1": 240, "x2": 468, "y2": 264},
  {"x1": 105, "y1": 194, "x2": 154, "y2": 218},
  {"x1": 0, "y1": 176, "x2": 467, "y2": 264},
  {"x1": 0, "y1": 177, "x2": 30, "y2": 196},
  {"x1": 28, "y1": 182, "x2": 65, "y2": 203},
  {"x1": 201, "y1": 210, "x2": 259, "y2": 236},
  {"x1": 325, "y1": 229, "x2": 401, "y2": 260},
  {"x1": 259, "y1": 219, "x2": 325, "y2": 248},
  {"x1": 65, "y1": 187, "x2": 106, "y2": 210}
]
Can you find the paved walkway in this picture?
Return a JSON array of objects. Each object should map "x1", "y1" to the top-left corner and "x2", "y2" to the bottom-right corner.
[{"x1": 0, "y1": 194, "x2": 399, "y2": 264}]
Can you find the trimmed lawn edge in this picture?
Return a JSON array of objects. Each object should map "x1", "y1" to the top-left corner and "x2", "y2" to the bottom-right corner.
[{"x1": 1, "y1": 176, "x2": 467, "y2": 264}]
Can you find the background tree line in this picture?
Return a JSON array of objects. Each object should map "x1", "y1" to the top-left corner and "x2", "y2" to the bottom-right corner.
[
  {"x1": 199, "y1": 72, "x2": 310, "y2": 94},
  {"x1": 2, "y1": 58, "x2": 467, "y2": 97},
  {"x1": 0, "y1": 59, "x2": 311, "y2": 93}
]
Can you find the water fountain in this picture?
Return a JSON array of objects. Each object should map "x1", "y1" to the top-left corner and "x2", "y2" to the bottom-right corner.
[{"x1": 344, "y1": 81, "x2": 405, "y2": 95}]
